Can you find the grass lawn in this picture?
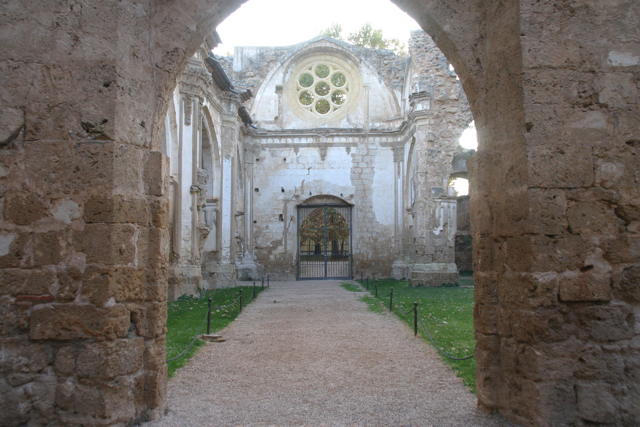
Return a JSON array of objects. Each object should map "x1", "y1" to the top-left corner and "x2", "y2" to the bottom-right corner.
[
  {"x1": 166, "y1": 285, "x2": 265, "y2": 377},
  {"x1": 353, "y1": 278, "x2": 477, "y2": 392}
]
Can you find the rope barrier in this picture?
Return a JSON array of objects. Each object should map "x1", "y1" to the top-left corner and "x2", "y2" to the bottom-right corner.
[
  {"x1": 394, "y1": 304, "x2": 416, "y2": 315},
  {"x1": 418, "y1": 314, "x2": 474, "y2": 360},
  {"x1": 363, "y1": 282, "x2": 474, "y2": 360},
  {"x1": 167, "y1": 288, "x2": 256, "y2": 363},
  {"x1": 210, "y1": 295, "x2": 243, "y2": 311},
  {"x1": 166, "y1": 306, "x2": 211, "y2": 362}
]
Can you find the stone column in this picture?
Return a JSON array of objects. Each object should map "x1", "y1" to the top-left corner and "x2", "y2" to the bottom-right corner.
[
  {"x1": 409, "y1": 93, "x2": 459, "y2": 286},
  {"x1": 167, "y1": 94, "x2": 202, "y2": 299},
  {"x1": 391, "y1": 146, "x2": 410, "y2": 279},
  {"x1": 202, "y1": 97, "x2": 239, "y2": 287},
  {"x1": 0, "y1": 3, "x2": 171, "y2": 423},
  {"x1": 236, "y1": 145, "x2": 259, "y2": 279}
]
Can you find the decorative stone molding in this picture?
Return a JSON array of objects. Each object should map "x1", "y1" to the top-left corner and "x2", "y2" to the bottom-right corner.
[{"x1": 392, "y1": 146, "x2": 405, "y2": 163}]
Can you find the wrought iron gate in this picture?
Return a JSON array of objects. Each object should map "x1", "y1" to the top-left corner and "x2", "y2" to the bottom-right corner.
[{"x1": 297, "y1": 204, "x2": 352, "y2": 279}]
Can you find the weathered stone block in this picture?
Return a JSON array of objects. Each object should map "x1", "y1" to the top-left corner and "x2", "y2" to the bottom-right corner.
[
  {"x1": 474, "y1": 302, "x2": 498, "y2": 334},
  {"x1": 504, "y1": 235, "x2": 587, "y2": 273},
  {"x1": 145, "y1": 151, "x2": 170, "y2": 197},
  {"x1": 76, "y1": 338, "x2": 144, "y2": 379},
  {"x1": 492, "y1": 190, "x2": 530, "y2": 237},
  {"x1": 567, "y1": 201, "x2": 619, "y2": 236},
  {"x1": 602, "y1": 234, "x2": 640, "y2": 264},
  {"x1": 144, "y1": 337, "x2": 166, "y2": 373},
  {"x1": 576, "y1": 381, "x2": 616, "y2": 423},
  {"x1": 82, "y1": 265, "x2": 146, "y2": 304},
  {"x1": 473, "y1": 235, "x2": 500, "y2": 273},
  {"x1": 33, "y1": 231, "x2": 68, "y2": 266},
  {"x1": 146, "y1": 267, "x2": 168, "y2": 302},
  {"x1": 474, "y1": 271, "x2": 498, "y2": 305},
  {"x1": 511, "y1": 308, "x2": 575, "y2": 343},
  {"x1": 0, "y1": 268, "x2": 56, "y2": 296},
  {"x1": 2, "y1": 192, "x2": 48, "y2": 225},
  {"x1": 25, "y1": 141, "x2": 116, "y2": 196},
  {"x1": 530, "y1": 380, "x2": 577, "y2": 425},
  {"x1": 559, "y1": 270, "x2": 613, "y2": 302},
  {"x1": 131, "y1": 302, "x2": 167, "y2": 338},
  {"x1": 0, "y1": 342, "x2": 50, "y2": 374},
  {"x1": 575, "y1": 344, "x2": 603, "y2": 380},
  {"x1": 528, "y1": 145, "x2": 594, "y2": 188},
  {"x1": 144, "y1": 369, "x2": 167, "y2": 409},
  {"x1": 54, "y1": 345, "x2": 79, "y2": 377},
  {"x1": 518, "y1": 339, "x2": 581, "y2": 382},
  {"x1": 573, "y1": 303, "x2": 634, "y2": 342},
  {"x1": 55, "y1": 377, "x2": 135, "y2": 422},
  {"x1": 498, "y1": 272, "x2": 559, "y2": 309},
  {"x1": 56, "y1": 270, "x2": 81, "y2": 302},
  {"x1": 147, "y1": 228, "x2": 170, "y2": 269},
  {"x1": 0, "y1": 296, "x2": 18, "y2": 335},
  {"x1": 114, "y1": 144, "x2": 145, "y2": 194},
  {"x1": 149, "y1": 197, "x2": 170, "y2": 228},
  {"x1": 0, "y1": 232, "x2": 31, "y2": 269},
  {"x1": 73, "y1": 223, "x2": 137, "y2": 265},
  {"x1": 30, "y1": 303, "x2": 129, "y2": 340},
  {"x1": 84, "y1": 195, "x2": 149, "y2": 224},
  {"x1": 527, "y1": 188, "x2": 567, "y2": 236},
  {"x1": 612, "y1": 265, "x2": 640, "y2": 302}
]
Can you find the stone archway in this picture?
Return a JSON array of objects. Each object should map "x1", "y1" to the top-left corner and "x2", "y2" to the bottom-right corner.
[{"x1": 1, "y1": 1, "x2": 638, "y2": 426}]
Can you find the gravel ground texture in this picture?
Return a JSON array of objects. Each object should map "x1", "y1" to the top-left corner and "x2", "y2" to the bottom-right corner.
[{"x1": 147, "y1": 280, "x2": 519, "y2": 427}]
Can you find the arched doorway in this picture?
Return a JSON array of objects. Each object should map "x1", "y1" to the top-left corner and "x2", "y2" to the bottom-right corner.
[
  {"x1": 298, "y1": 197, "x2": 353, "y2": 279},
  {"x1": 1, "y1": 1, "x2": 638, "y2": 426}
]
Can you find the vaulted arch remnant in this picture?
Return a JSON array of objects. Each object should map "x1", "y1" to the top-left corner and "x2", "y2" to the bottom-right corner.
[{"x1": 0, "y1": 1, "x2": 638, "y2": 426}]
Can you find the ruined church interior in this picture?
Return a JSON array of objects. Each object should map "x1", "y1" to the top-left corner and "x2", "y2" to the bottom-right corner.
[
  {"x1": 1, "y1": 1, "x2": 639, "y2": 426},
  {"x1": 165, "y1": 30, "x2": 473, "y2": 299}
]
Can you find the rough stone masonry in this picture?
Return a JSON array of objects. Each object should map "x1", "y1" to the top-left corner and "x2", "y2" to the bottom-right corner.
[{"x1": 0, "y1": 1, "x2": 639, "y2": 426}]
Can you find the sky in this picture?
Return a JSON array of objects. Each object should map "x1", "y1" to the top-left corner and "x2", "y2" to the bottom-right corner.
[
  {"x1": 212, "y1": 0, "x2": 421, "y2": 55},
  {"x1": 214, "y1": 0, "x2": 477, "y2": 194}
]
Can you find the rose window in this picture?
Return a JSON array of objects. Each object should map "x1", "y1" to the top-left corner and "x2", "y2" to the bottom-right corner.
[{"x1": 295, "y1": 63, "x2": 350, "y2": 116}]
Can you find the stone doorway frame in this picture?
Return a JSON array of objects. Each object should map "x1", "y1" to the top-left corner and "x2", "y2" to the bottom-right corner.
[{"x1": 297, "y1": 204, "x2": 353, "y2": 280}]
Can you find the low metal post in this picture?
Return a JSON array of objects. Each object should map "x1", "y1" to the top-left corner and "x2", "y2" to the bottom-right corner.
[
  {"x1": 239, "y1": 289, "x2": 243, "y2": 312},
  {"x1": 253, "y1": 282, "x2": 256, "y2": 299},
  {"x1": 261, "y1": 277, "x2": 264, "y2": 288},
  {"x1": 414, "y1": 302, "x2": 418, "y2": 336},
  {"x1": 375, "y1": 280, "x2": 378, "y2": 298},
  {"x1": 268, "y1": 275, "x2": 270, "y2": 287},
  {"x1": 360, "y1": 271, "x2": 363, "y2": 282},
  {"x1": 366, "y1": 276, "x2": 369, "y2": 290},
  {"x1": 207, "y1": 298, "x2": 212, "y2": 335},
  {"x1": 389, "y1": 287, "x2": 394, "y2": 311}
]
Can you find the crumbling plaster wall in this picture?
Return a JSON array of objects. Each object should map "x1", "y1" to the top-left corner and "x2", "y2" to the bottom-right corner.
[
  {"x1": 235, "y1": 33, "x2": 469, "y2": 280},
  {"x1": 220, "y1": 37, "x2": 407, "y2": 125},
  {"x1": 248, "y1": 140, "x2": 397, "y2": 279}
]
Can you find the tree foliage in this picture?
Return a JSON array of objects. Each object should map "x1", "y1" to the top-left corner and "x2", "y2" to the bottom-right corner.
[
  {"x1": 319, "y1": 22, "x2": 406, "y2": 56},
  {"x1": 320, "y1": 23, "x2": 344, "y2": 40}
]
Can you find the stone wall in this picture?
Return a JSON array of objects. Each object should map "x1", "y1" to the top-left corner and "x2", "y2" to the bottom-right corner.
[
  {"x1": 468, "y1": 1, "x2": 640, "y2": 425},
  {"x1": 1, "y1": 1, "x2": 638, "y2": 426},
  {"x1": 455, "y1": 195, "x2": 472, "y2": 272}
]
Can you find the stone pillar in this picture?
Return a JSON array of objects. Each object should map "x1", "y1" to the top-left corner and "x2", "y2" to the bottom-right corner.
[
  {"x1": 236, "y1": 146, "x2": 259, "y2": 280},
  {"x1": 391, "y1": 146, "x2": 410, "y2": 279},
  {"x1": 472, "y1": 2, "x2": 640, "y2": 425},
  {"x1": 409, "y1": 93, "x2": 459, "y2": 286},
  {"x1": 0, "y1": 3, "x2": 170, "y2": 423},
  {"x1": 167, "y1": 94, "x2": 202, "y2": 300},
  {"x1": 202, "y1": 102, "x2": 238, "y2": 287}
]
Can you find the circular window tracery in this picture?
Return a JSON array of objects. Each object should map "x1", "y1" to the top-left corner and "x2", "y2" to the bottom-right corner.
[{"x1": 294, "y1": 62, "x2": 353, "y2": 117}]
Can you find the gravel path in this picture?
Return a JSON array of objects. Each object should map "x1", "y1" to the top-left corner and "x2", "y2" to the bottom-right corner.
[{"x1": 148, "y1": 280, "x2": 518, "y2": 427}]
